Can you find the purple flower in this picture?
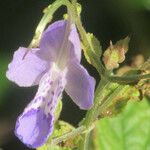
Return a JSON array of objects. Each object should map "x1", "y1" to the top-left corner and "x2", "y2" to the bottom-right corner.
[{"x1": 6, "y1": 20, "x2": 95, "y2": 148}]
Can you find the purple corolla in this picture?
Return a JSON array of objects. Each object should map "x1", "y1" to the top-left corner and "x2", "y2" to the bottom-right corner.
[{"x1": 6, "y1": 20, "x2": 95, "y2": 148}]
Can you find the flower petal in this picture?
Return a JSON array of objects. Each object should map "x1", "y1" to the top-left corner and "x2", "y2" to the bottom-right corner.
[
  {"x1": 68, "y1": 24, "x2": 81, "y2": 62},
  {"x1": 39, "y1": 20, "x2": 81, "y2": 62},
  {"x1": 15, "y1": 108, "x2": 53, "y2": 148},
  {"x1": 6, "y1": 47, "x2": 49, "y2": 87},
  {"x1": 15, "y1": 64, "x2": 67, "y2": 148},
  {"x1": 65, "y1": 60, "x2": 95, "y2": 110}
]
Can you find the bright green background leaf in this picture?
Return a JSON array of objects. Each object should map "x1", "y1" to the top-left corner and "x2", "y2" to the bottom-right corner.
[{"x1": 94, "y1": 98, "x2": 150, "y2": 150}]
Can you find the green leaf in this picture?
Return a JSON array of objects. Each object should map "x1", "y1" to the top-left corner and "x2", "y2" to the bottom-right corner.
[
  {"x1": 38, "y1": 145, "x2": 71, "y2": 150},
  {"x1": 100, "y1": 85, "x2": 140, "y2": 117},
  {"x1": 55, "y1": 100, "x2": 63, "y2": 120},
  {"x1": 82, "y1": 33, "x2": 102, "y2": 65},
  {"x1": 103, "y1": 37, "x2": 130, "y2": 70},
  {"x1": 52, "y1": 121, "x2": 74, "y2": 139},
  {"x1": 87, "y1": 33, "x2": 102, "y2": 57},
  {"x1": 93, "y1": 98, "x2": 150, "y2": 150},
  {"x1": 115, "y1": 36, "x2": 130, "y2": 53},
  {"x1": 38, "y1": 121, "x2": 81, "y2": 150}
]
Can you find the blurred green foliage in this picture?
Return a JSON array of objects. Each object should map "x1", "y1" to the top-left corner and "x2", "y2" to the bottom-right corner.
[
  {"x1": 93, "y1": 97, "x2": 150, "y2": 150},
  {"x1": 0, "y1": 55, "x2": 10, "y2": 105}
]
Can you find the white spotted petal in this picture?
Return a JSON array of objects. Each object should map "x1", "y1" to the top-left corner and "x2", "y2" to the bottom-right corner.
[{"x1": 15, "y1": 64, "x2": 67, "y2": 148}]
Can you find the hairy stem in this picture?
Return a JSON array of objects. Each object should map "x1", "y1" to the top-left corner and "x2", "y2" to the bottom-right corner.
[
  {"x1": 108, "y1": 73, "x2": 150, "y2": 83},
  {"x1": 78, "y1": 80, "x2": 130, "y2": 150},
  {"x1": 29, "y1": 0, "x2": 72, "y2": 47},
  {"x1": 51, "y1": 126, "x2": 85, "y2": 145},
  {"x1": 79, "y1": 132, "x2": 91, "y2": 150},
  {"x1": 71, "y1": 0, "x2": 105, "y2": 75}
]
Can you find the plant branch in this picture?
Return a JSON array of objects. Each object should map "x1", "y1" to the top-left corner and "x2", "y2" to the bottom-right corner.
[
  {"x1": 51, "y1": 126, "x2": 85, "y2": 145},
  {"x1": 108, "y1": 73, "x2": 150, "y2": 83},
  {"x1": 70, "y1": 1, "x2": 105, "y2": 75},
  {"x1": 29, "y1": 0, "x2": 72, "y2": 48}
]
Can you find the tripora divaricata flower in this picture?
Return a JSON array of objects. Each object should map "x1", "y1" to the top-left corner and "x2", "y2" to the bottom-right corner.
[{"x1": 6, "y1": 19, "x2": 95, "y2": 148}]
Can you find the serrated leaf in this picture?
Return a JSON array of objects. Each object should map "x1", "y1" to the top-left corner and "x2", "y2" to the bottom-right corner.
[
  {"x1": 81, "y1": 33, "x2": 102, "y2": 66},
  {"x1": 103, "y1": 37, "x2": 130, "y2": 70},
  {"x1": 115, "y1": 36, "x2": 130, "y2": 53},
  {"x1": 87, "y1": 33, "x2": 102, "y2": 57},
  {"x1": 94, "y1": 98, "x2": 150, "y2": 150},
  {"x1": 80, "y1": 33, "x2": 102, "y2": 72}
]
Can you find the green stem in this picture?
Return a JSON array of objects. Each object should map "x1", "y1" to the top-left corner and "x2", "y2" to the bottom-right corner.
[
  {"x1": 79, "y1": 81, "x2": 130, "y2": 150},
  {"x1": 79, "y1": 132, "x2": 91, "y2": 150},
  {"x1": 96, "y1": 85, "x2": 129, "y2": 116},
  {"x1": 78, "y1": 79, "x2": 108, "y2": 150},
  {"x1": 82, "y1": 80, "x2": 110, "y2": 127},
  {"x1": 51, "y1": 126, "x2": 85, "y2": 145},
  {"x1": 29, "y1": 0, "x2": 72, "y2": 47},
  {"x1": 50, "y1": 123, "x2": 94, "y2": 146},
  {"x1": 83, "y1": 82, "x2": 130, "y2": 127},
  {"x1": 108, "y1": 73, "x2": 150, "y2": 83},
  {"x1": 71, "y1": 1, "x2": 105, "y2": 75}
]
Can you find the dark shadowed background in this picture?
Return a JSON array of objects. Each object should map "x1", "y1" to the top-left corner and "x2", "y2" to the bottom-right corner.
[{"x1": 0, "y1": 0, "x2": 150, "y2": 149}]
